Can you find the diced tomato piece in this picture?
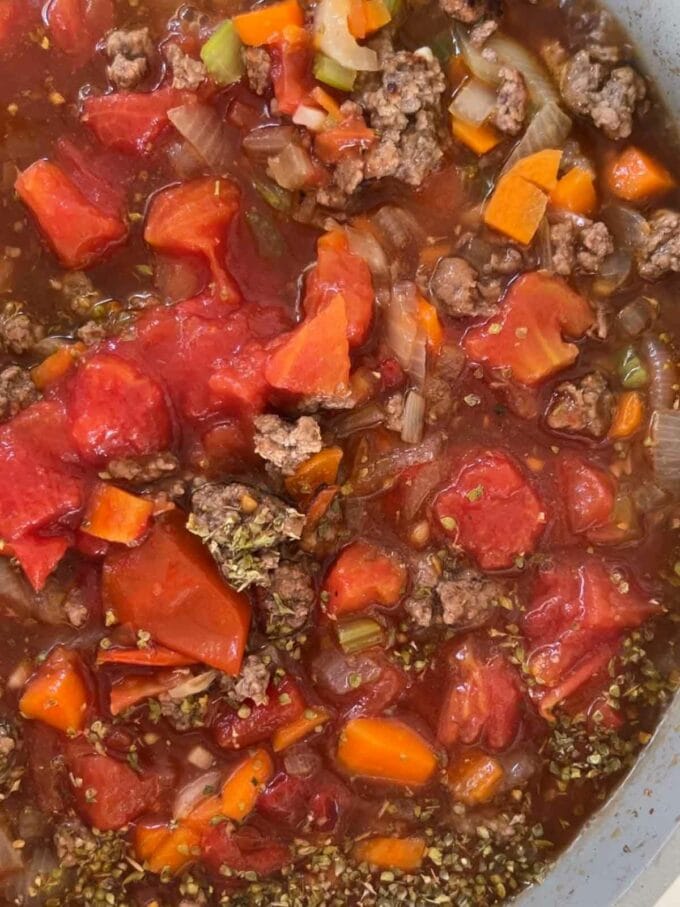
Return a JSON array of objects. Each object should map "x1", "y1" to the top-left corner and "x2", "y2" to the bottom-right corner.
[
  {"x1": 431, "y1": 638, "x2": 522, "y2": 751},
  {"x1": 311, "y1": 644, "x2": 408, "y2": 716},
  {"x1": 212, "y1": 675, "x2": 305, "y2": 749},
  {"x1": 55, "y1": 137, "x2": 129, "y2": 219},
  {"x1": 10, "y1": 534, "x2": 70, "y2": 591},
  {"x1": 534, "y1": 642, "x2": 618, "y2": 720},
  {"x1": 45, "y1": 0, "x2": 114, "y2": 58},
  {"x1": 103, "y1": 513, "x2": 250, "y2": 674},
  {"x1": 109, "y1": 668, "x2": 188, "y2": 716},
  {"x1": 202, "y1": 824, "x2": 291, "y2": 878},
  {"x1": 559, "y1": 454, "x2": 615, "y2": 535},
  {"x1": 315, "y1": 116, "x2": 376, "y2": 165},
  {"x1": 464, "y1": 272, "x2": 594, "y2": 386},
  {"x1": 0, "y1": 0, "x2": 37, "y2": 51},
  {"x1": 208, "y1": 341, "x2": 270, "y2": 414},
  {"x1": 270, "y1": 31, "x2": 314, "y2": 116},
  {"x1": 68, "y1": 353, "x2": 172, "y2": 465},
  {"x1": 258, "y1": 769, "x2": 352, "y2": 834},
  {"x1": 16, "y1": 160, "x2": 127, "y2": 269},
  {"x1": 433, "y1": 450, "x2": 546, "y2": 571},
  {"x1": 83, "y1": 90, "x2": 196, "y2": 156},
  {"x1": 66, "y1": 742, "x2": 163, "y2": 831},
  {"x1": 323, "y1": 540, "x2": 407, "y2": 616},
  {"x1": 265, "y1": 295, "x2": 351, "y2": 398},
  {"x1": 304, "y1": 241, "x2": 374, "y2": 347},
  {"x1": 145, "y1": 178, "x2": 241, "y2": 303}
]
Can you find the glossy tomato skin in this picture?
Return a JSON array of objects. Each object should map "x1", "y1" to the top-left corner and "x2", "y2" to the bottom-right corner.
[
  {"x1": 558, "y1": 454, "x2": 615, "y2": 535},
  {"x1": 304, "y1": 245, "x2": 374, "y2": 348},
  {"x1": 46, "y1": 0, "x2": 114, "y2": 58},
  {"x1": 323, "y1": 540, "x2": 408, "y2": 617},
  {"x1": 82, "y1": 90, "x2": 196, "y2": 155},
  {"x1": 433, "y1": 450, "x2": 546, "y2": 571},
  {"x1": 202, "y1": 824, "x2": 291, "y2": 878},
  {"x1": 212, "y1": 675, "x2": 305, "y2": 750}
]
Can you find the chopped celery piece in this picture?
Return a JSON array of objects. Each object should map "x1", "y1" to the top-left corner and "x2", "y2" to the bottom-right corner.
[
  {"x1": 200, "y1": 20, "x2": 244, "y2": 86},
  {"x1": 337, "y1": 617, "x2": 385, "y2": 654},
  {"x1": 382, "y1": 0, "x2": 402, "y2": 17},
  {"x1": 252, "y1": 177, "x2": 293, "y2": 213},
  {"x1": 313, "y1": 53, "x2": 357, "y2": 92},
  {"x1": 618, "y1": 346, "x2": 649, "y2": 389}
]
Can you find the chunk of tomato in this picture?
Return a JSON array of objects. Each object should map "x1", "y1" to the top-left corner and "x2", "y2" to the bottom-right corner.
[
  {"x1": 558, "y1": 454, "x2": 615, "y2": 535},
  {"x1": 83, "y1": 89, "x2": 196, "y2": 156},
  {"x1": 68, "y1": 352, "x2": 172, "y2": 465},
  {"x1": 304, "y1": 241, "x2": 374, "y2": 347},
  {"x1": 202, "y1": 824, "x2": 291, "y2": 878},
  {"x1": 433, "y1": 450, "x2": 546, "y2": 571},
  {"x1": 10, "y1": 534, "x2": 70, "y2": 592},
  {"x1": 464, "y1": 272, "x2": 594, "y2": 386},
  {"x1": 212, "y1": 675, "x2": 305, "y2": 750},
  {"x1": 103, "y1": 513, "x2": 251, "y2": 675},
  {"x1": 269, "y1": 30, "x2": 314, "y2": 116},
  {"x1": 323, "y1": 540, "x2": 408, "y2": 616},
  {"x1": 45, "y1": 0, "x2": 114, "y2": 58},
  {"x1": 15, "y1": 160, "x2": 127, "y2": 269}
]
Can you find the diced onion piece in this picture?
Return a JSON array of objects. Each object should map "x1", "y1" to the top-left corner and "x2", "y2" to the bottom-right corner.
[
  {"x1": 536, "y1": 217, "x2": 553, "y2": 272},
  {"x1": 642, "y1": 335, "x2": 677, "y2": 411},
  {"x1": 314, "y1": 0, "x2": 379, "y2": 71},
  {"x1": 488, "y1": 33, "x2": 559, "y2": 106},
  {"x1": 242, "y1": 125, "x2": 297, "y2": 160},
  {"x1": 267, "y1": 143, "x2": 316, "y2": 190},
  {"x1": 168, "y1": 104, "x2": 229, "y2": 170},
  {"x1": 200, "y1": 20, "x2": 244, "y2": 85},
  {"x1": 292, "y1": 103, "x2": 328, "y2": 132},
  {"x1": 401, "y1": 389, "x2": 426, "y2": 444},
  {"x1": 345, "y1": 224, "x2": 390, "y2": 285},
  {"x1": 167, "y1": 670, "x2": 217, "y2": 700},
  {"x1": 173, "y1": 770, "x2": 222, "y2": 821},
  {"x1": 335, "y1": 401, "x2": 385, "y2": 437},
  {"x1": 503, "y1": 102, "x2": 572, "y2": 171},
  {"x1": 449, "y1": 78, "x2": 497, "y2": 127},
  {"x1": 187, "y1": 745, "x2": 215, "y2": 770},
  {"x1": 456, "y1": 25, "x2": 501, "y2": 85},
  {"x1": 337, "y1": 617, "x2": 385, "y2": 654},
  {"x1": 651, "y1": 409, "x2": 680, "y2": 491},
  {"x1": 617, "y1": 297, "x2": 655, "y2": 337},
  {"x1": 592, "y1": 249, "x2": 632, "y2": 297},
  {"x1": 602, "y1": 203, "x2": 650, "y2": 251},
  {"x1": 386, "y1": 281, "x2": 419, "y2": 370}
]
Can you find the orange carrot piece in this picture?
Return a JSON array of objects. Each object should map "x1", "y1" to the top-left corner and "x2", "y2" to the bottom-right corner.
[
  {"x1": 19, "y1": 646, "x2": 89, "y2": 733},
  {"x1": 31, "y1": 343, "x2": 84, "y2": 391},
  {"x1": 273, "y1": 706, "x2": 330, "y2": 751},
  {"x1": 510, "y1": 149, "x2": 563, "y2": 192},
  {"x1": 354, "y1": 836, "x2": 426, "y2": 872},
  {"x1": 310, "y1": 87, "x2": 342, "y2": 121},
  {"x1": 451, "y1": 116, "x2": 502, "y2": 155},
  {"x1": 417, "y1": 297, "x2": 444, "y2": 354},
  {"x1": 81, "y1": 483, "x2": 154, "y2": 545},
  {"x1": 362, "y1": 0, "x2": 391, "y2": 34},
  {"x1": 337, "y1": 717, "x2": 437, "y2": 785},
  {"x1": 550, "y1": 167, "x2": 598, "y2": 217},
  {"x1": 484, "y1": 173, "x2": 548, "y2": 245},
  {"x1": 608, "y1": 390, "x2": 644, "y2": 440},
  {"x1": 606, "y1": 146, "x2": 677, "y2": 202},
  {"x1": 285, "y1": 447, "x2": 344, "y2": 497},
  {"x1": 317, "y1": 228, "x2": 348, "y2": 253},
  {"x1": 233, "y1": 0, "x2": 304, "y2": 46},
  {"x1": 221, "y1": 748, "x2": 274, "y2": 821},
  {"x1": 135, "y1": 822, "x2": 201, "y2": 874},
  {"x1": 183, "y1": 793, "x2": 223, "y2": 831},
  {"x1": 446, "y1": 749, "x2": 504, "y2": 805},
  {"x1": 348, "y1": 0, "x2": 367, "y2": 38}
]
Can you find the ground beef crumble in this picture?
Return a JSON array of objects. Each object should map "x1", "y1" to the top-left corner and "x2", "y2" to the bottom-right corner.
[
  {"x1": 545, "y1": 371, "x2": 614, "y2": 438},
  {"x1": 165, "y1": 43, "x2": 206, "y2": 90},
  {"x1": 0, "y1": 307, "x2": 44, "y2": 355},
  {"x1": 257, "y1": 562, "x2": 316, "y2": 636},
  {"x1": 550, "y1": 219, "x2": 614, "y2": 276},
  {"x1": 253, "y1": 414, "x2": 323, "y2": 476},
  {"x1": 0, "y1": 365, "x2": 38, "y2": 422},
  {"x1": 105, "y1": 27, "x2": 154, "y2": 90},
  {"x1": 430, "y1": 257, "x2": 497, "y2": 318},
  {"x1": 54, "y1": 271, "x2": 102, "y2": 318},
  {"x1": 436, "y1": 570, "x2": 505, "y2": 627},
  {"x1": 243, "y1": 46, "x2": 272, "y2": 95},
  {"x1": 636, "y1": 210, "x2": 680, "y2": 281},
  {"x1": 103, "y1": 451, "x2": 180, "y2": 485},
  {"x1": 494, "y1": 67, "x2": 528, "y2": 136},
  {"x1": 233, "y1": 654, "x2": 272, "y2": 706},
  {"x1": 424, "y1": 343, "x2": 466, "y2": 424},
  {"x1": 559, "y1": 44, "x2": 646, "y2": 140},
  {"x1": 439, "y1": 0, "x2": 496, "y2": 23}
]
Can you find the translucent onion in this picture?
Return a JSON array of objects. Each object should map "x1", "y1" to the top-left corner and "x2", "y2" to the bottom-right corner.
[
  {"x1": 400, "y1": 389, "x2": 426, "y2": 444},
  {"x1": 650, "y1": 409, "x2": 680, "y2": 491},
  {"x1": 168, "y1": 104, "x2": 229, "y2": 171},
  {"x1": 267, "y1": 144, "x2": 316, "y2": 191},
  {"x1": 602, "y1": 204, "x2": 650, "y2": 251},
  {"x1": 292, "y1": 104, "x2": 328, "y2": 132},
  {"x1": 167, "y1": 670, "x2": 217, "y2": 700},
  {"x1": 488, "y1": 33, "x2": 560, "y2": 106},
  {"x1": 173, "y1": 770, "x2": 222, "y2": 821},
  {"x1": 617, "y1": 297, "x2": 655, "y2": 337},
  {"x1": 369, "y1": 205, "x2": 426, "y2": 279},
  {"x1": 642, "y1": 334, "x2": 677, "y2": 411},
  {"x1": 334, "y1": 401, "x2": 386, "y2": 438},
  {"x1": 314, "y1": 0, "x2": 379, "y2": 71},
  {"x1": 345, "y1": 224, "x2": 390, "y2": 288},
  {"x1": 187, "y1": 744, "x2": 215, "y2": 770},
  {"x1": 503, "y1": 101, "x2": 572, "y2": 171},
  {"x1": 536, "y1": 217, "x2": 553, "y2": 272},
  {"x1": 456, "y1": 25, "x2": 501, "y2": 85},
  {"x1": 591, "y1": 249, "x2": 632, "y2": 297},
  {"x1": 283, "y1": 747, "x2": 322, "y2": 777},
  {"x1": 242, "y1": 125, "x2": 296, "y2": 160},
  {"x1": 449, "y1": 78, "x2": 497, "y2": 126}
]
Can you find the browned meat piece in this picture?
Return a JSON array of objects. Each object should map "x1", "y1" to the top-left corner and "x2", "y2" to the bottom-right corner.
[
  {"x1": 559, "y1": 45, "x2": 646, "y2": 140},
  {"x1": 0, "y1": 366, "x2": 38, "y2": 422},
  {"x1": 103, "y1": 452, "x2": 180, "y2": 485},
  {"x1": 165, "y1": 44, "x2": 206, "y2": 91},
  {"x1": 0, "y1": 307, "x2": 44, "y2": 355},
  {"x1": 437, "y1": 570, "x2": 504, "y2": 627},
  {"x1": 356, "y1": 48, "x2": 446, "y2": 188},
  {"x1": 56, "y1": 271, "x2": 102, "y2": 317},
  {"x1": 494, "y1": 67, "x2": 528, "y2": 136},
  {"x1": 424, "y1": 343, "x2": 466, "y2": 424},
  {"x1": 636, "y1": 210, "x2": 680, "y2": 281},
  {"x1": 105, "y1": 27, "x2": 154, "y2": 90},
  {"x1": 233, "y1": 654, "x2": 272, "y2": 706},
  {"x1": 384, "y1": 393, "x2": 405, "y2": 433},
  {"x1": 545, "y1": 372, "x2": 614, "y2": 438},
  {"x1": 470, "y1": 19, "x2": 498, "y2": 48},
  {"x1": 243, "y1": 46, "x2": 272, "y2": 95},
  {"x1": 430, "y1": 257, "x2": 497, "y2": 318},
  {"x1": 76, "y1": 321, "x2": 107, "y2": 346},
  {"x1": 253, "y1": 414, "x2": 322, "y2": 476},
  {"x1": 315, "y1": 153, "x2": 365, "y2": 210},
  {"x1": 440, "y1": 0, "x2": 494, "y2": 23},
  {"x1": 486, "y1": 246, "x2": 525, "y2": 275},
  {"x1": 257, "y1": 562, "x2": 316, "y2": 636},
  {"x1": 550, "y1": 219, "x2": 614, "y2": 276}
]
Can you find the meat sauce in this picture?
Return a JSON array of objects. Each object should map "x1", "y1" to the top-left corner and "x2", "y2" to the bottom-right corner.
[{"x1": 0, "y1": 0, "x2": 679, "y2": 904}]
